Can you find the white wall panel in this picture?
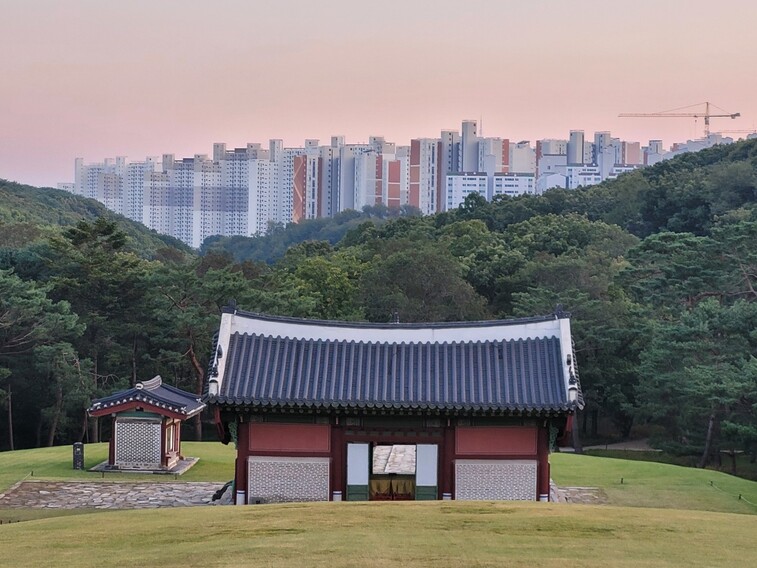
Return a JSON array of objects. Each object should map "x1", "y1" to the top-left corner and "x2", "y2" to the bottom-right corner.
[
  {"x1": 416, "y1": 444, "x2": 438, "y2": 486},
  {"x1": 347, "y1": 443, "x2": 370, "y2": 485}
]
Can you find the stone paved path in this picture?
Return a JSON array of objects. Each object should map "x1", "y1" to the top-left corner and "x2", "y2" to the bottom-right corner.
[
  {"x1": 0, "y1": 481, "x2": 224, "y2": 509},
  {"x1": 582, "y1": 438, "x2": 656, "y2": 452},
  {"x1": 0, "y1": 479, "x2": 605, "y2": 509},
  {"x1": 371, "y1": 445, "x2": 416, "y2": 475},
  {"x1": 550, "y1": 482, "x2": 608, "y2": 504}
]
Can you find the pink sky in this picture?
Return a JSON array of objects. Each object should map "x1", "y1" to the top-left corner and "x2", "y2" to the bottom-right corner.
[{"x1": 1, "y1": 0, "x2": 756, "y2": 188}]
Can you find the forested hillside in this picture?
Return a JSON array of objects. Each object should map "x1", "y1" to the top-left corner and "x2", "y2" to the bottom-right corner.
[
  {"x1": 0, "y1": 179, "x2": 190, "y2": 256},
  {"x1": 201, "y1": 204, "x2": 421, "y2": 263},
  {"x1": 1, "y1": 140, "x2": 756, "y2": 473}
]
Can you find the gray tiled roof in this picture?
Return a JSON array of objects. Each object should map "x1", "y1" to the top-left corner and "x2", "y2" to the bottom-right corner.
[
  {"x1": 209, "y1": 333, "x2": 574, "y2": 413},
  {"x1": 89, "y1": 376, "x2": 205, "y2": 417}
]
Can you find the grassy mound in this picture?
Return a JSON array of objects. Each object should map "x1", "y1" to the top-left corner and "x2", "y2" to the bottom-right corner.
[
  {"x1": 551, "y1": 453, "x2": 757, "y2": 515},
  {"x1": 1, "y1": 501, "x2": 756, "y2": 567}
]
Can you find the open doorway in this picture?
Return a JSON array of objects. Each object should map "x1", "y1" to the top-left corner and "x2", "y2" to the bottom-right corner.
[
  {"x1": 370, "y1": 444, "x2": 416, "y2": 500},
  {"x1": 346, "y1": 442, "x2": 438, "y2": 501}
]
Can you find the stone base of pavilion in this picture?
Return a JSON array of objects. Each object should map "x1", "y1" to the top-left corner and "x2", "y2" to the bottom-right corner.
[{"x1": 90, "y1": 457, "x2": 199, "y2": 476}]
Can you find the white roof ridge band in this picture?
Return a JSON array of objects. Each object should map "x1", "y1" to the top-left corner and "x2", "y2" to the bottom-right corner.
[{"x1": 224, "y1": 311, "x2": 565, "y2": 344}]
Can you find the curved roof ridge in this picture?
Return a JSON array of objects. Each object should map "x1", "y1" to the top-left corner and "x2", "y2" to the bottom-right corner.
[
  {"x1": 233, "y1": 331, "x2": 558, "y2": 345},
  {"x1": 219, "y1": 310, "x2": 568, "y2": 345},
  {"x1": 222, "y1": 307, "x2": 564, "y2": 329},
  {"x1": 136, "y1": 375, "x2": 162, "y2": 391}
]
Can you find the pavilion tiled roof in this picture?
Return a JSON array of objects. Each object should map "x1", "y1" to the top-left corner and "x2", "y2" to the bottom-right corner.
[
  {"x1": 205, "y1": 310, "x2": 581, "y2": 415},
  {"x1": 88, "y1": 376, "x2": 206, "y2": 417}
]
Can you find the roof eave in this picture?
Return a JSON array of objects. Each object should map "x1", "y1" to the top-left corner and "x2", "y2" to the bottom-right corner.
[{"x1": 205, "y1": 397, "x2": 575, "y2": 416}]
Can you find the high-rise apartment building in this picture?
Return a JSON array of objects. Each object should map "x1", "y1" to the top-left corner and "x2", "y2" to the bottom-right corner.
[
  {"x1": 459, "y1": 120, "x2": 479, "y2": 173},
  {"x1": 438, "y1": 130, "x2": 461, "y2": 212},
  {"x1": 509, "y1": 141, "x2": 536, "y2": 174},
  {"x1": 354, "y1": 149, "x2": 383, "y2": 210},
  {"x1": 478, "y1": 137, "x2": 509, "y2": 176},
  {"x1": 409, "y1": 138, "x2": 439, "y2": 215},
  {"x1": 491, "y1": 173, "x2": 536, "y2": 197},
  {"x1": 123, "y1": 157, "x2": 159, "y2": 224},
  {"x1": 593, "y1": 131, "x2": 612, "y2": 164},
  {"x1": 445, "y1": 173, "x2": 488, "y2": 211},
  {"x1": 567, "y1": 130, "x2": 585, "y2": 165},
  {"x1": 337, "y1": 144, "x2": 372, "y2": 213},
  {"x1": 621, "y1": 141, "x2": 642, "y2": 165}
]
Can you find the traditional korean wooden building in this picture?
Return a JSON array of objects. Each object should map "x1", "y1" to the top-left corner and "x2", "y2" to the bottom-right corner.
[
  {"x1": 88, "y1": 376, "x2": 205, "y2": 471},
  {"x1": 205, "y1": 307, "x2": 582, "y2": 504}
]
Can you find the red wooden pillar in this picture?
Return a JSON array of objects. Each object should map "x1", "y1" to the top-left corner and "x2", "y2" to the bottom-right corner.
[
  {"x1": 440, "y1": 421, "x2": 456, "y2": 499},
  {"x1": 330, "y1": 421, "x2": 345, "y2": 500},
  {"x1": 235, "y1": 420, "x2": 250, "y2": 505},
  {"x1": 537, "y1": 424, "x2": 550, "y2": 501}
]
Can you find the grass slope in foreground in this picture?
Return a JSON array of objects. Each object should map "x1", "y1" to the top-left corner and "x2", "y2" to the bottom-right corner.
[{"x1": 1, "y1": 501, "x2": 756, "y2": 568}]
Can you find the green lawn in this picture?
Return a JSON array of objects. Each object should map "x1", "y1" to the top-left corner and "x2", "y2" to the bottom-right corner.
[
  {"x1": 2, "y1": 444, "x2": 756, "y2": 517},
  {"x1": 0, "y1": 442, "x2": 235, "y2": 493},
  {"x1": 551, "y1": 452, "x2": 757, "y2": 515},
  {"x1": 585, "y1": 448, "x2": 757, "y2": 481},
  {"x1": 1, "y1": 501, "x2": 756, "y2": 568}
]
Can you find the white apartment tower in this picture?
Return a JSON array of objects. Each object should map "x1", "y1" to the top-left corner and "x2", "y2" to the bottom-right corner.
[
  {"x1": 438, "y1": 130, "x2": 461, "y2": 211},
  {"x1": 593, "y1": 131, "x2": 612, "y2": 164},
  {"x1": 491, "y1": 173, "x2": 536, "y2": 197},
  {"x1": 409, "y1": 138, "x2": 439, "y2": 215},
  {"x1": 478, "y1": 137, "x2": 509, "y2": 176},
  {"x1": 123, "y1": 157, "x2": 159, "y2": 224},
  {"x1": 509, "y1": 142, "x2": 536, "y2": 174},
  {"x1": 353, "y1": 149, "x2": 383, "y2": 211},
  {"x1": 247, "y1": 157, "x2": 276, "y2": 236},
  {"x1": 337, "y1": 144, "x2": 372, "y2": 212},
  {"x1": 459, "y1": 120, "x2": 479, "y2": 173},
  {"x1": 445, "y1": 173, "x2": 488, "y2": 211}
]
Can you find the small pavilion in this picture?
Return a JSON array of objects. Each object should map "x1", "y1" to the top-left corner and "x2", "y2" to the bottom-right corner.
[{"x1": 88, "y1": 376, "x2": 205, "y2": 471}]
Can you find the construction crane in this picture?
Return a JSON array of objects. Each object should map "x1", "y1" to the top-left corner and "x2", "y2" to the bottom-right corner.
[{"x1": 619, "y1": 102, "x2": 740, "y2": 138}]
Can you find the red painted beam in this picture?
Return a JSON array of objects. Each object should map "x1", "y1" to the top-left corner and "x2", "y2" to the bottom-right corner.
[{"x1": 89, "y1": 400, "x2": 190, "y2": 421}]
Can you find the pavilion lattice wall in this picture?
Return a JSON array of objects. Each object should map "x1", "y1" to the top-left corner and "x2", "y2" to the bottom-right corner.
[{"x1": 115, "y1": 419, "x2": 162, "y2": 469}]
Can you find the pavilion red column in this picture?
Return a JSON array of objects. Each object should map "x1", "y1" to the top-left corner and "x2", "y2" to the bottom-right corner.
[
  {"x1": 160, "y1": 418, "x2": 167, "y2": 467},
  {"x1": 537, "y1": 424, "x2": 550, "y2": 501},
  {"x1": 175, "y1": 420, "x2": 181, "y2": 457},
  {"x1": 108, "y1": 416, "x2": 116, "y2": 465}
]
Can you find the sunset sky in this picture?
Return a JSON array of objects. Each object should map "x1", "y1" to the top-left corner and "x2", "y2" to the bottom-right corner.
[{"x1": 2, "y1": 0, "x2": 756, "y2": 188}]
